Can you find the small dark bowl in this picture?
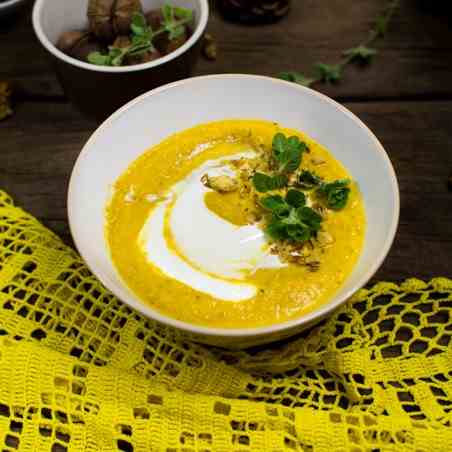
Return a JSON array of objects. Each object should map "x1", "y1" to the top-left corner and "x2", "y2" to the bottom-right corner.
[{"x1": 32, "y1": 0, "x2": 209, "y2": 120}]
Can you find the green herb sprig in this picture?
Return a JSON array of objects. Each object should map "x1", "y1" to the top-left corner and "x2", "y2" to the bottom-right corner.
[
  {"x1": 317, "y1": 179, "x2": 351, "y2": 210},
  {"x1": 278, "y1": 0, "x2": 400, "y2": 87},
  {"x1": 88, "y1": 5, "x2": 193, "y2": 66},
  {"x1": 252, "y1": 133, "x2": 309, "y2": 193},
  {"x1": 297, "y1": 170, "x2": 322, "y2": 189},
  {"x1": 250, "y1": 134, "x2": 352, "y2": 245},
  {"x1": 161, "y1": 4, "x2": 192, "y2": 39},
  {"x1": 261, "y1": 190, "x2": 322, "y2": 242},
  {"x1": 252, "y1": 173, "x2": 288, "y2": 193},
  {"x1": 296, "y1": 170, "x2": 351, "y2": 210}
]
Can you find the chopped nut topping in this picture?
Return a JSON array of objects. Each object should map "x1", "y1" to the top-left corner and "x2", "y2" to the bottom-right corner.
[
  {"x1": 202, "y1": 33, "x2": 217, "y2": 61},
  {"x1": 317, "y1": 231, "x2": 334, "y2": 247},
  {"x1": 312, "y1": 202, "x2": 329, "y2": 218},
  {"x1": 246, "y1": 211, "x2": 262, "y2": 224},
  {"x1": 305, "y1": 259, "x2": 321, "y2": 272},
  {"x1": 201, "y1": 174, "x2": 238, "y2": 193},
  {"x1": 311, "y1": 157, "x2": 326, "y2": 166}
]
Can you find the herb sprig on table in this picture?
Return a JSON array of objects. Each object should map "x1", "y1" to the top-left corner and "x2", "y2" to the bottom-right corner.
[
  {"x1": 278, "y1": 0, "x2": 400, "y2": 87},
  {"x1": 251, "y1": 133, "x2": 351, "y2": 243},
  {"x1": 88, "y1": 5, "x2": 193, "y2": 67}
]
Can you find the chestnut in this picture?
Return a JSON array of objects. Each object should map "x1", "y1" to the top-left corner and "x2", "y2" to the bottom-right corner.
[
  {"x1": 57, "y1": 31, "x2": 104, "y2": 62},
  {"x1": 144, "y1": 9, "x2": 189, "y2": 56},
  {"x1": 56, "y1": 31, "x2": 88, "y2": 54},
  {"x1": 144, "y1": 9, "x2": 163, "y2": 30},
  {"x1": 112, "y1": 35, "x2": 131, "y2": 48},
  {"x1": 87, "y1": 0, "x2": 116, "y2": 42},
  {"x1": 87, "y1": 0, "x2": 143, "y2": 42},
  {"x1": 114, "y1": 0, "x2": 143, "y2": 35},
  {"x1": 158, "y1": 32, "x2": 189, "y2": 55}
]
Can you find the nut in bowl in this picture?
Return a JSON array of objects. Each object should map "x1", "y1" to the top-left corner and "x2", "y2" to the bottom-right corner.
[
  {"x1": 68, "y1": 74, "x2": 399, "y2": 349},
  {"x1": 32, "y1": 0, "x2": 208, "y2": 120}
]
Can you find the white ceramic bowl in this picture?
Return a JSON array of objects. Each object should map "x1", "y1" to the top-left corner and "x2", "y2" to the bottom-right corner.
[{"x1": 68, "y1": 74, "x2": 399, "y2": 348}]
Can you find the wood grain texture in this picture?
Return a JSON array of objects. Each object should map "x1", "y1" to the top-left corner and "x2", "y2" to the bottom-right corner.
[
  {"x1": 1, "y1": 0, "x2": 452, "y2": 290},
  {"x1": 1, "y1": 100, "x2": 451, "y2": 282},
  {"x1": 1, "y1": 0, "x2": 452, "y2": 101}
]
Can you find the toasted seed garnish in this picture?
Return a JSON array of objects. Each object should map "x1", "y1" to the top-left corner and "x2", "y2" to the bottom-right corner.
[
  {"x1": 124, "y1": 186, "x2": 136, "y2": 202},
  {"x1": 305, "y1": 259, "x2": 321, "y2": 272},
  {"x1": 312, "y1": 202, "x2": 329, "y2": 217},
  {"x1": 311, "y1": 157, "x2": 326, "y2": 166},
  {"x1": 201, "y1": 174, "x2": 238, "y2": 193},
  {"x1": 317, "y1": 231, "x2": 334, "y2": 247},
  {"x1": 246, "y1": 211, "x2": 262, "y2": 224}
]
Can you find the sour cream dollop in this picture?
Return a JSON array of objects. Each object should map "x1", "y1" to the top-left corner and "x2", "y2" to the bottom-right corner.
[{"x1": 138, "y1": 153, "x2": 285, "y2": 302}]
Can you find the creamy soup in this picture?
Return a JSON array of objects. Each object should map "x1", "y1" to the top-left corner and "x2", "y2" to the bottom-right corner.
[{"x1": 106, "y1": 120, "x2": 366, "y2": 328}]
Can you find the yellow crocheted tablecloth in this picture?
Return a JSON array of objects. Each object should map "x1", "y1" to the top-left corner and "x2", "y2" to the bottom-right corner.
[{"x1": 0, "y1": 190, "x2": 452, "y2": 452}]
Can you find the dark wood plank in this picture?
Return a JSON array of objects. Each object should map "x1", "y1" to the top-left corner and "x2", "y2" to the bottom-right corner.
[
  {"x1": 1, "y1": 0, "x2": 452, "y2": 102},
  {"x1": 1, "y1": 99, "x2": 452, "y2": 283},
  {"x1": 350, "y1": 101, "x2": 452, "y2": 283}
]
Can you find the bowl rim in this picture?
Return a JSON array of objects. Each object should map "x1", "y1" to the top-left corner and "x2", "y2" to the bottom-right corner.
[
  {"x1": 68, "y1": 73, "x2": 400, "y2": 339},
  {"x1": 0, "y1": 0, "x2": 26, "y2": 10},
  {"x1": 32, "y1": 0, "x2": 209, "y2": 73}
]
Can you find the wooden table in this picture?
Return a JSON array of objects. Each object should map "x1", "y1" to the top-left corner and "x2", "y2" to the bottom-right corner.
[{"x1": 1, "y1": 0, "x2": 452, "y2": 284}]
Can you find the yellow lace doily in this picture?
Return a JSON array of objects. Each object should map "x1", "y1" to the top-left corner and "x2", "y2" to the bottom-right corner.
[{"x1": 0, "y1": 189, "x2": 451, "y2": 451}]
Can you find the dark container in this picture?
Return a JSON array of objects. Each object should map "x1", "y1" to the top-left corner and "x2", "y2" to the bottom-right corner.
[
  {"x1": 217, "y1": 0, "x2": 291, "y2": 24},
  {"x1": 32, "y1": 0, "x2": 209, "y2": 121}
]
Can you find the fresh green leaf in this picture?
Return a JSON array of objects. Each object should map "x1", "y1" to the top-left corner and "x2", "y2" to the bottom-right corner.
[
  {"x1": 265, "y1": 220, "x2": 288, "y2": 241},
  {"x1": 131, "y1": 12, "x2": 148, "y2": 36},
  {"x1": 281, "y1": 208, "x2": 301, "y2": 225},
  {"x1": 297, "y1": 207, "x2": 322, "y2": 231},
  {"x1": 286, "y1": 223, "x2": 311, "y2": 242},
  {"x1": 343, "y1": 45, "x2": 378, "y2": 63},
  {"x1": 278, "y1": 72, "x2": 316, "y2": 87},
  {"x1": 327, "y1": 187, "x2": 350, "y2": 210},
  {"x1": 109, "y1": 47, "x2": 127, "y2": 66},
  {"x1": 260, "y1": 195, "x2": 292, "y2": 220},
  {"x1": 87, "y1": 47, "x2": 128, "y2": 66},
  {"x1": 314, "y1": 63, "x2": 342, "y2": 84},
  {"x1": 297, "y1": 170, "x2": 323, "y2": 189},
  {"x1": 263, "y1": 201, "x2": 323, "y2": 243},
  {"x1": 276, "y1": 147, "x2": 302, "y2": 173},
  {"x1": 277, "y1": 0, "x2": 399, "y2": 89},
  {"x1": 174, "y1": 6, "x2": 193, "y2": 20},
  {"x1": 271, "y1": 174, "x2": 289, "y2": 190},
  {"x1": 374, "y1": 0, "x2": 399, "y2": 37},
  {"x1": 161, "y1": 3, "x2": 189, "y2": 40},
  {"x1": 252, "y1": 172, "x2": 288, "y2": 193},
  {"x1": 271, "y1": 133, "x2": 308, "y2": 174},
  {"x1": 87, "y1": 52, "x2": 111, "y2": 66},
  {"x1": 375, "y1": 14, "x2": 388, "y2": 37},
  {"x1": 260, "y1": 195, "x2": 286, "y2": 211},
  {"x1": 317, "y1": 179, "x2": 351, "y2": 210},
  {"x1": 88, "y1": 12, "x2": 155, "y2": 67},
  {"x1": 129, "y1": 12, "x2": 155, "y2": 52},
  {"x1": 272, "y1": 133, "x2": 286, "y2": 158},
  {"x1": 273, "y1": 205, "x2": 291, "y2": 220},
  {"x1": 285, "y1": 189, "x2": 306, "y2": 208},
  {"x1": 87, "y1": 6, "x2": 194, "y2": 68},
  {"x1": 162, "y1": 4, "x2": 174, "y2": 22},
  {"x1": 171, "y1": 24, "x2": 186, "y2": 39}
]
